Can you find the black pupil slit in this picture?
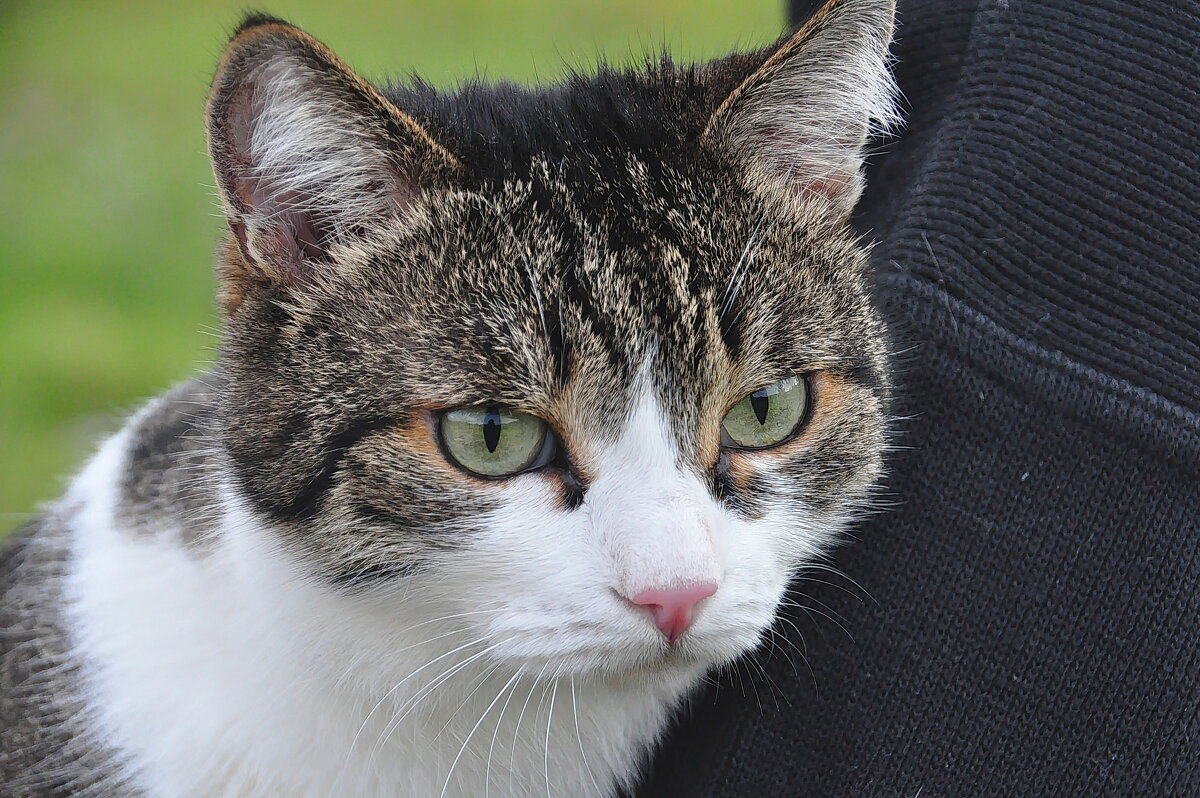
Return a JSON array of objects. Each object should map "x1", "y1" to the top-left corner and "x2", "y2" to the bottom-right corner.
[
  {"x1": 750, "y1": 392, "x2": 770, "y2": 425},
  {"x1": 483, "y1": 408, "x2": 502, "y2": 452}
]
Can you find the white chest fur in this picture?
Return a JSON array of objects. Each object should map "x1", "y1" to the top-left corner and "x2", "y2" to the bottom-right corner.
[{"x1": 62, "y1": 429, "x2": 696, "y2": 798}]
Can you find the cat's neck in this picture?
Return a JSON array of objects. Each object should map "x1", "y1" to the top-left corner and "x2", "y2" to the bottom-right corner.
[{"x1": 59, "y1": 386, "x2": 694, "y2": 797}]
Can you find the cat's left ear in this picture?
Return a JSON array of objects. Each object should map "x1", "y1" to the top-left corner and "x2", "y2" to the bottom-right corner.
[
  {"x1": 206, "y1": 16, "x2": 458, "y2": 301},
  {"x1": 703, "y1": 0, "x2": 899, "y2": 217}
]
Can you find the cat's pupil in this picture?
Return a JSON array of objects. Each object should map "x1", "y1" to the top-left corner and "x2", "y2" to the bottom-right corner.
[
  {"x1": 750, "y1": 391, "x2": 771, "y2": 425},
  {"x1": 483, "y1": 408, "x2": 502, "y2": 453}
]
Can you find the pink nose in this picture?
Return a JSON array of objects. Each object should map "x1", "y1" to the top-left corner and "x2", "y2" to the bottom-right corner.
[{"x1": 630, "y1": 582, "x2": 717, "y2": 643}]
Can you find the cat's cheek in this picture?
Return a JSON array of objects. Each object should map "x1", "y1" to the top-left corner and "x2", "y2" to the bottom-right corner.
[
  {"x1": 699, "y1": 515, "x2": 798, "y2": 634},
  {"x1": 432, "y1": 493, "x2": 653, "y2": 673}
]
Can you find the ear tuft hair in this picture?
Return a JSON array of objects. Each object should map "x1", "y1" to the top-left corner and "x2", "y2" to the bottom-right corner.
[{"x1": 233, "y1": 12, "x2": 291, "y2": 36}]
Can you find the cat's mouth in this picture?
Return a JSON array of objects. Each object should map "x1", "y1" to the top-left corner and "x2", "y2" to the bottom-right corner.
[
  {"x1": 489, "y1": 620, "x2": 766, "y2": 688},
  {"x1": 544, "y1": 649, "x2": 717, "y2": 690}
]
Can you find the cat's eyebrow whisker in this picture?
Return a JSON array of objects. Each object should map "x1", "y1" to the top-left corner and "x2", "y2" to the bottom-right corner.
[
  {"x1": 555, "y1": 291, "x2": 569, "y2": 386},
  {"x1": 722, "y1": 204, "x2": 792, "y2": 330},
  {"x1": 719, "y1": 213, "x2": 768, "y2": 322},
  {"x1": 468, "y1": 192, "x2": 550, "y2": 347}
]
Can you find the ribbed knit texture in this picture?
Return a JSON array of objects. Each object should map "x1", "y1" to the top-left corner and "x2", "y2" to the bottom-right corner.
[{"x1": 636, "y1": 1, "x2": 1200, "y2": 795}]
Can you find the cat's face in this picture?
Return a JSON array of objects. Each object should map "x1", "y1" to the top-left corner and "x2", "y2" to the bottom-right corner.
[{"x1": 208, "y1": 0, "x2": 896, "y2": 682}]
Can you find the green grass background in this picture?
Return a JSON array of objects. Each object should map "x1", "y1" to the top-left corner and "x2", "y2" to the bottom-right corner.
[{"x1": 0, "y1": 0, "x2": 782, "y2": 536}]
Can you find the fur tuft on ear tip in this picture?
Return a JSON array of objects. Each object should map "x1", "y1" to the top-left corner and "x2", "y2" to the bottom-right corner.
[{"x1": 232, "y1": 12, "x2": 294, "y2": 37}]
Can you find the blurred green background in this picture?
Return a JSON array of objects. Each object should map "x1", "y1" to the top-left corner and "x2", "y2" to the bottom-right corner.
[{"x1": 0, "y1": 0, "x2": 782, "y2": 536}]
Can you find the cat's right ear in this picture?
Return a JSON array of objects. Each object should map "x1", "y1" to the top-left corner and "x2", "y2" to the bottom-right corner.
[
  {"x1": 703, "y1": 0, "x2": 898, "y2": 217},
  {"x1": 206, "y1": 16, "x2": 457, "y2": 306}
]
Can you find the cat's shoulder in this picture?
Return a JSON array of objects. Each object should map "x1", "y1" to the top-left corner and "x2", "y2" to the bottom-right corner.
[
  {"x1": 0, "y1": 377, "x2": 220, "y2": 795},
  {"x1": 0, "y1": 517, "x2": 137, "y2": 797}
]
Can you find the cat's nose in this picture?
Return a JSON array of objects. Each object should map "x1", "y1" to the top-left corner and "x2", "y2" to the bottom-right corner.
[{"x1": 629, "y1": 582, "x2": 717, "y2": 643}]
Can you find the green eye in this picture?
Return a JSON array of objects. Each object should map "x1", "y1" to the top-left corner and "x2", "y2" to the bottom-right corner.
[
  {"x1": 439, "y1": 406, "x2": 548, "y2": 477},
  {"x1": 721, "y1": 376, "x2": 810, "y2": 449}
]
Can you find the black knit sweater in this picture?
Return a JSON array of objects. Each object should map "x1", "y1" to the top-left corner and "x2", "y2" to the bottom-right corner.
[{"x1": 637, "y1": 0, "x2": 1200, "y2": 795}]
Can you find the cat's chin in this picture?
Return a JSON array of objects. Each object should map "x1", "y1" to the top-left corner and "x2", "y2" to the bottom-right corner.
[
  {"x1": 513, "y1": 656, "x2": 711, "y2": 694},
  {"x1": 501, "y1": 634, "x2": 759, "y2": 692}
]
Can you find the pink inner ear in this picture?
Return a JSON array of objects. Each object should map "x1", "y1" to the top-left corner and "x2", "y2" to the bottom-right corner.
[
  {"x1": 748, "y1": 125, "x2": 858, "y2": 206},
  {"x1": 218, "y1": 75, "x2": 337, "y2": 281},
  {"x1": 231, "y1": 173, "x2": 330, "y2": 281},
  {"x1": 792, "y1": 172, "x2": 854, "y2": 205}
]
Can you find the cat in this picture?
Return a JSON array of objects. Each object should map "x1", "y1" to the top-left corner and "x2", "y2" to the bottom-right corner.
[{"x1": 0, "y1": 0, "x2": 897, "y2": 795}]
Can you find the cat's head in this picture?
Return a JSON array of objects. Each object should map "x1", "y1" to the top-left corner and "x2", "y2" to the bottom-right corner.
[{"x1": 206, "y1": 0, "x2": 896, "y2": 682}]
